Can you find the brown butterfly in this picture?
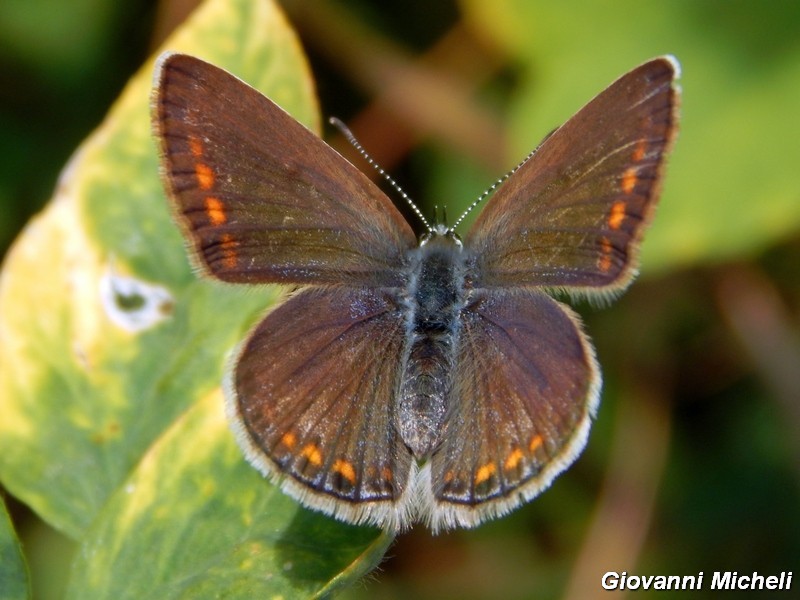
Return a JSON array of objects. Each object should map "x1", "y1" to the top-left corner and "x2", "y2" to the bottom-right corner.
[{"x1": 153, "y1": 53, "x2": 679, "y2": 532}]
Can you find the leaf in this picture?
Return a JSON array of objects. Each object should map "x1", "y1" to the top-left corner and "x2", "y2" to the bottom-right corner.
[
  {"x1": 0, "y1": 497, "x2": 30, "y2": 600},
  {"x1": 0, "y1": 0, "x2": 390, "y2": 595},
  {"x1": 67, "y1": 390, "x2": 392, "y2": 599},
  {"x1": 459, "y1": 0, "x2": 800, "y2": 274}
]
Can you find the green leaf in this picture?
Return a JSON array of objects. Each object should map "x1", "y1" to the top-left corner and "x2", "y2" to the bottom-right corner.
[
  {"x1": 459, "y1": 0, "x2": 800, "y2": 274},
  {"x1": 0, "y1": 0, "x2": 117, "y2": 76},
  {"x1": 67, "y1": 390, "x2": 392, "y2": 599},
  {"x1": 0, "y1": 497, "x2": 30, "y2": 600},
  {"x1": 0, "y1": 0, "x2": 389, "y2": 595}
]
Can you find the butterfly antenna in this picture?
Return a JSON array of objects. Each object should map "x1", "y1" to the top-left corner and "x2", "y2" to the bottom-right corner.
[
  {"x1": 329, "y1": 117, "x2": 432, "y2": 233},
  {"x1": 450, "y1": 145, "x2": 540, "y2": 231}
]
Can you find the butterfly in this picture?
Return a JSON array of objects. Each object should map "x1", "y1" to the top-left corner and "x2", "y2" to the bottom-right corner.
[{"x1": 153, "y1": 53, "x2": 679, "y2": 532}]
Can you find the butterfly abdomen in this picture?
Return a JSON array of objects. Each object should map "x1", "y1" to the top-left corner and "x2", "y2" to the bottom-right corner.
[{"x1": 397, "y1": 235, "x2": 466, "y2": 459}]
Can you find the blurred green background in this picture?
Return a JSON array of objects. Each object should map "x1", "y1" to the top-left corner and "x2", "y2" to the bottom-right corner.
[{"x1": 1, "y1": 0, "x2": 798, "y2": 598}]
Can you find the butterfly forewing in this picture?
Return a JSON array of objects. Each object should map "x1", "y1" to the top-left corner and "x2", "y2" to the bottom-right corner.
[
  {"x1": 155, "y1": 54, "x2": 416, "y2": 286},
  {"x1": 228, "y1": 286, "x2": 415, "y2": 529},
  {"x1": 422, "y1": 289, "x2": 600, "y2": 531},
  {"x1": 467, "y1": 57, "x2": 679, "y2": 294}
]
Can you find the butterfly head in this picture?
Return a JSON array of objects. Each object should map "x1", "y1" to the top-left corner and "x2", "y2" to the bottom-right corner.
[{"x1": 419, "y1": 223, "x2": 463, "y2": 249}]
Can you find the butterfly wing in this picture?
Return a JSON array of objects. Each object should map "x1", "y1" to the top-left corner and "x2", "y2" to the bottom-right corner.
[
  {"x1": 421, "y1": 288, "x2": 600, "y2": 531},
  {"x1": 227, "y1": 286, "x2": 415, "y2": 530},
  {"x1": 466, "y1": 57, "x2": 679, "y2": 295},
  {"x1": 154, "y1": 53, "x2": 417, "y2": 286}
]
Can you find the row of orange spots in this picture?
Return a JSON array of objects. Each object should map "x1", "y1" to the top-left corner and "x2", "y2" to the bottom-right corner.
[
  {"x1": 597, "y1": 137, "x2": 649, "y2": 273},
  {"x1": 188, "y1": 136, "x2": 217, "y2": 191},
  {"x1": 189, "y1": 136, "x2": 225, "y2": 224},
  {"x1": 281, "y1": 432, "x2": 361, "y2": 486},
  {"x1": 476, "y1": 435, "x2": 544, "y2": 484},
  {"x1": 439, "y1": 441, "x2": 541, "y2": 489},
  {"x1": 599, "y1": 201, "x2": 627, "y2": 273},
  {"x1": 281, "y1": 438, "x2": 546, "y2": 489},
  {"x1": 502, "y1": 436, "x2": 543, "y2": 475},
  {"x1": 463, "y1": 435, "x2": 546, "y2": 486},
  {"x1": 622, "y1": 137, "x2": 648, "y2": 198},
  {"x1": 188, "y1": 135, "x2": 238, "y2": 269}
]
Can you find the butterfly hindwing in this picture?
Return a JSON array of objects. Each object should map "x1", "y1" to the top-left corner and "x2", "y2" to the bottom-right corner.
[
  {"x1": 421, "y1": 288, "x2": 600, "y2": 531},
  {"x1": 228, "y1": 286, "x2": 415, "y2": 529}
]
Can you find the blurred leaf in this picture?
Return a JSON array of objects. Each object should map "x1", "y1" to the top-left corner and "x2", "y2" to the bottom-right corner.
[
  {"x1": 460, "y1": 0, "x2": 800, "y2": 274},
  {"x1": 67, "y1": 390, "x2": 392, "y2": 599},
  {"x1": 0, "y1": 0, "x2": 388, "y2": 594},
  {"x1": 0, "y1": 497, "x2": 29, "y2": 600},
  {"x1": 0, "y1": 0, "x2": 297, "y2": 541},
  {"x1": 0, "y1": 0, "x2": 116, "y2": 76}
]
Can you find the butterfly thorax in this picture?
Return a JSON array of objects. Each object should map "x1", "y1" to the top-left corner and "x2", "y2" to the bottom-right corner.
[{"x1": 397, "y1": 230, "x2": 467, "y2": 459}]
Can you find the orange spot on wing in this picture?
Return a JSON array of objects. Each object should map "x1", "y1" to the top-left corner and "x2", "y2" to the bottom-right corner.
[
  {"x1": 528, "y1": 434, "x2": 543, "y2": 453},
  {"x1": 195, "y1": 162, "x2": 215, "y2": 190},
  {"x1": 333, "y1": 459, "x2": 357, "y2": 484},
  {"x1": 300, "y1": 443, "x2": 323, "y2": 467},
  {"x1": 474, "y1": 461, "x2": 496, "y2": 485},
  {"x1": 188, "y1": 136, "x2": 203, "y2": 158},
  {"x1": 622, "y1": 167, "x2": 638, "y2": 194},
  {"x1": 598, "y1": 237, "x2": 614, "y2": 272},
  {"x1": 609, "y1": 200, "x2": 626, "y2": 230},
  {"x1": 504, "y1": 447, "x2": 524, "y2": 471},
  {"x1": 219, "y1": 234, "x2": 238, "y2": 269},
  {"x1": 279, "y1": 431, "x2": 296, "y2": 450},
  {"x1": 205, "y1": 196, "x2": 226, "y2": 225},
  {"x1": 632, "y1": 138, "x2": 647, "y2": 162},
  {"x1": 381, "y1": 466, "x2": 393, "y2": 482}
]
